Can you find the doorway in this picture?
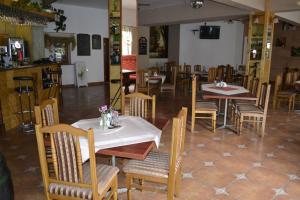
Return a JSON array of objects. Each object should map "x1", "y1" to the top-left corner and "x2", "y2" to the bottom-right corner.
[{"x1": 103, "y1": 37, "x2": 110, "y2": 83}]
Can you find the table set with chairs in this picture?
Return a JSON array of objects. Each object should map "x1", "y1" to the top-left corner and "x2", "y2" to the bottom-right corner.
[
  {"x1": 34, "y1": 88, "x2": 187, "y2": 200},
  {"x1": 191, "y1": 74, "x2": 271, "y2": 137}
]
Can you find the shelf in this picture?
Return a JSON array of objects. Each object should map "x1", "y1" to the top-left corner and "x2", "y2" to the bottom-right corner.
[{"x1": 0, "y1": 3, "x2": 55, "y2": 21}]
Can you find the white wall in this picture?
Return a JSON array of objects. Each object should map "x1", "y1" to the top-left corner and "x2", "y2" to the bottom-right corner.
[
  {"x1": 179, "y1": 21, "x2": 244, "y2": 70},
  {"x1": 44, "y1": 3, "x2": 108, "y2": 84}
]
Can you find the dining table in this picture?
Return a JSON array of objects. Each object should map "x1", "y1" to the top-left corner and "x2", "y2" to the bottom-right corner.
[
  {"x1": 202, "y1": 83, "x2": 257, "y2": 129},
  {"x1": 72, "y1": 116, "x2": 166, "y2": 166}
]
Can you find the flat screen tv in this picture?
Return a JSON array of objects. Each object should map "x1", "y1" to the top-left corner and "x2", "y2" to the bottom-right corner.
[{"x1": 200, "y1": 25, "x2": 220, "y2": 39}]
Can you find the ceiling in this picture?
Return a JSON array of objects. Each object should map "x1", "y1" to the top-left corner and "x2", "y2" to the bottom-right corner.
[
  {"x1": 55, "y1": 0, "x2": 136, "y2": 9},
  {"x1": 270, "y1": 0, "x2": 300, "y2": 12},
  {"x1": 53, "y1": 0, "x2": 300, "y2": 24},
  {"x1": 54, "y1": 0, "x2": 300, "y2": 12},
  {"x1": 55, "y1": 0, "x2": 107, "y2": 9}
]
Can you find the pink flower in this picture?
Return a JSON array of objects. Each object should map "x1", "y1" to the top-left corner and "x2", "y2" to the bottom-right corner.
[{"x1": 100, "y1": 105, "x2": 107, "y2": 112}]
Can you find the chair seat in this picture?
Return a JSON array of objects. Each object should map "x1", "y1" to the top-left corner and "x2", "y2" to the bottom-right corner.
[
  {"x1": 123, "y1": 151, "x2": 169, "y2": 179},
  {"x1": 277, "y1": 91, "x2": 296, "y2": 98},
  {"x1": 232, "y1": 99, "x2": 256, "y2": 107},
  {"x1": 237, "y1": 105, "x2": 263, "y2": 114},
  {"x1": 49, "y1": 163, "x2": 119, "y2": 199},
  {"x1": 195, "y1": 102, "x2": 217, "y2": 111}
]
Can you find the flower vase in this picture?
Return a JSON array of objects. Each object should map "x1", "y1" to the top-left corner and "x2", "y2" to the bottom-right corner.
[{"x1": 100, "y1": 113, "x2": 108, "y2": 130}]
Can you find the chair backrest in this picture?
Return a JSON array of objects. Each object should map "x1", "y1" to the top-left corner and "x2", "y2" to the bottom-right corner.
[
  {"x1": 35, "y1": 98, "x2": 59, "y2": 127},
  {"x1": 194, "y1": 65, "x2": 201, "y2": 72},
  {"x1": 191, "y1": 75, "x2": 197, "y2": 112},
  {"x1": 284, "y1": 72, "x2": 293, "y2": 89},
  {"x1": 171, "y1": 66, "x2": 178, "y2": 86},
  {"x1": 137, "y1": 70, "x2": 147, "y2": 88},
  {"x1": 257, "y1": 83, "x2": 271, "y2": 114},
  {"x1": 184, "y1": 65, "x2": 191, "y2": 74},
  {"x1": 292, "y1": 70, "x2": 299, "y2": 85},
  {"x1": 242, "y1": 75, "x2": 248, "y2": 88},
  {"x1": 36, "y1": 124, "x2": 99, "y2": 199},
  {"x1": 217, "y1": 65, "x2": 225, "y2": 81},
  {"x1": 208, "y1": 68, "x2": 217, "y2": 82},
  {"x1": 251, "y1": 78, "x2": 259, "y2": 95},
  {"x1": 121, "y1": 92, "x2": 156, "y2": 121},
  {"x1": 225, "y1": 65, "x2": 234, "y2": 82},
  {"x1": 274, "y1": 74, "x2": 283, "y2": 98},
  {"x1": 168, "y1": 107, "x2": 187, "y2": 187}
]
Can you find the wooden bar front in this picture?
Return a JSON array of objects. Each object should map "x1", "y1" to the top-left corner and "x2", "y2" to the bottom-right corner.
[{"x1": 0, "y1": 64, "x2": 60, "y2": 131}]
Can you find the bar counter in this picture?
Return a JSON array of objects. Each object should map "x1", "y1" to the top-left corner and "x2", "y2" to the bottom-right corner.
[{"x1": 0, "y1": 63, "x2": 61, "y2": 131}]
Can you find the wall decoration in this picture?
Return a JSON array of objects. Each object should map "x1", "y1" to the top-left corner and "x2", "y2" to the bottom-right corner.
[
  {"x1": 291, "y1": 46, "x2": 300, "y2": 57},
  {"x1": 54, "y1": 8, "x2": 67, "y2": 32},
  {"x1": 92, "y1": 34, "x2": 101, "y2": 49},
  {"x1": 138, "y1": 37, "x2": 147, "y2": 55},
  {"x1": 77, "y1": 34, "x2": 90, "y2": 56},
  {"x1": 149, "y1": 25, "x2": 168, "y2": 58}
]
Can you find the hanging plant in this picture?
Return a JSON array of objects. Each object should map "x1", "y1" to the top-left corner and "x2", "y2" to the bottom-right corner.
[{"x1": 54, "y1": 8, "x2": 67, "y2": 32}]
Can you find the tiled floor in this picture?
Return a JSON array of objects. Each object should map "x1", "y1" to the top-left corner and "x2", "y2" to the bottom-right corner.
[{"x1": 0, "y1": 85, "x2": 300, "y2": 200}]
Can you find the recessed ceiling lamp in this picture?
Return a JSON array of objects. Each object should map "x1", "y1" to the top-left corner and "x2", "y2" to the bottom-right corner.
[
  {"x1": 297, "y1": 1, "x2": 300, "y2": 6},
  {"x1": 190, "y1": 0, "x2": 204, "y2": 9}
]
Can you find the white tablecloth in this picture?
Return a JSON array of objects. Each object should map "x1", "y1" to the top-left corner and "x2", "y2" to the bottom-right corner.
[
  {"x1": 72, "y1": 116, "x2": 162, "y2": 162},
  {"x1": 202, "y1": 83, "x2": 249, "y2": 95},
  {"x1": 145, "y1": 74, "x2": 166, "y2": 84}
]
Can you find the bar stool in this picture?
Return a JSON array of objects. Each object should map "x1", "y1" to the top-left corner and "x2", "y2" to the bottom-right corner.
[{"x1": 13, "y1": 76, "x2": 35, "y2": 133}]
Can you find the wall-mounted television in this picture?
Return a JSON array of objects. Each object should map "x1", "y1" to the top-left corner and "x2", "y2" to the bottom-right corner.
[{"x1": 200, "y1": 25, "x2": 220, "y2": 39}]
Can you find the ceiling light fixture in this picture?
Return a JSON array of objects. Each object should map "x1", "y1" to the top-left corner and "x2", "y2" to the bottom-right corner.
[
  {"x1": 297, "y1": 1, "x2": 300, "y2": 6},
  {"x1": 190, "y1": 0, "x2": 204, "y2": 9}
]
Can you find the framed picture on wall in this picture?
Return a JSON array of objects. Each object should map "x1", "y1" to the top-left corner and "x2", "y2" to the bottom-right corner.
[
  {"x1": 139, "y1": 37, "x2": 147, "y2": 55},
  {"x1": 77, "y1": 34, "x2": 91, "y2": 56},
  {"x1": 92, "y1": 34, "x2": 101, "y2": 49},
  {"x1": 149, "y1": 25, "x2": 168, "y2": 58}
]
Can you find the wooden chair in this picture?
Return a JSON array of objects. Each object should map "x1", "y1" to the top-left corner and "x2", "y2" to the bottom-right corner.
[
  {"x1": 35, "y1": 98, "x2": 59, "y2": 126},
  {"x1": 35, "y1": 124, "x2": 119, "y2": 200},
  {"x1": 235, "y1": 83, "x2": 271, "y2": 137},
  {"x1": 161, "y1": 66, "x2": 177, "y2": 96},
  {"x1": 225, "y1": 65, "x2": 234, "y2": 83},
  {"x1": 34, "y1": 98, "x2": 60, "y2": 177},
  {"x1": 217, "y1": 65, "x2": 225, "y2": 81},
  {"x1": 242, "y1": 75, "x2": 248, "y2": 88},
  {"x1": 148, "y1": 67, "x2": 160, "y2": 75},
  {"x1": 194, "y1": 65, "x2": 201, "y2": 72},
  {"x1": 136, "y1": 70, "x2": 150, "y2": 95},
  {"x1": 283, "y1": 72, "x2": 293, "y2": 90},
  {"x1": 273, "y1": 74, "x2": 296, "y2": 112},
  {"x1": 191, "y1": 75, "x2": 217, "y2": 133},
  {"x1": 48, "y1": 69, "x2": 63, "y2": 105},
  {"x1": 177, "y1": 65, "x2": 191, "y2": 91},
  {"x1": 122, "y1": 92, "x2": 156, "y2": 122},
  {"x1": 207, "y1": 68, "x2": 217, "y2": 82},
  {"x1": 123, "y1": 107, "x2": 187, "y2": 200}
]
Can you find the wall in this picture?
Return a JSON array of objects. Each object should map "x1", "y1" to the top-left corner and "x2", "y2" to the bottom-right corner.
[
  {"x1": 179, "y1": 21, "x2": 244, "y2": 70},
  {"x1": 270, "y1": 23, "x2": 300, "y2": 81},
  {"x1": 44, "y1": 3, "x2": 108, "y2": 84},
  {"x1": 168, "y1": 24, "x2": 180, "y2": 64}
]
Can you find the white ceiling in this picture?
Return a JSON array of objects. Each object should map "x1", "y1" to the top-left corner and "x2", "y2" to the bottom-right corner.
[
  {"x1": 55, "y1": 0, "x2": 137, "y2": 9},
  {"x1": 55, "y1": 0, "x2": 108, "y2": 9},
  {"x1": 54, "y1": 0, "x2": 300, "y2": 12}
]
